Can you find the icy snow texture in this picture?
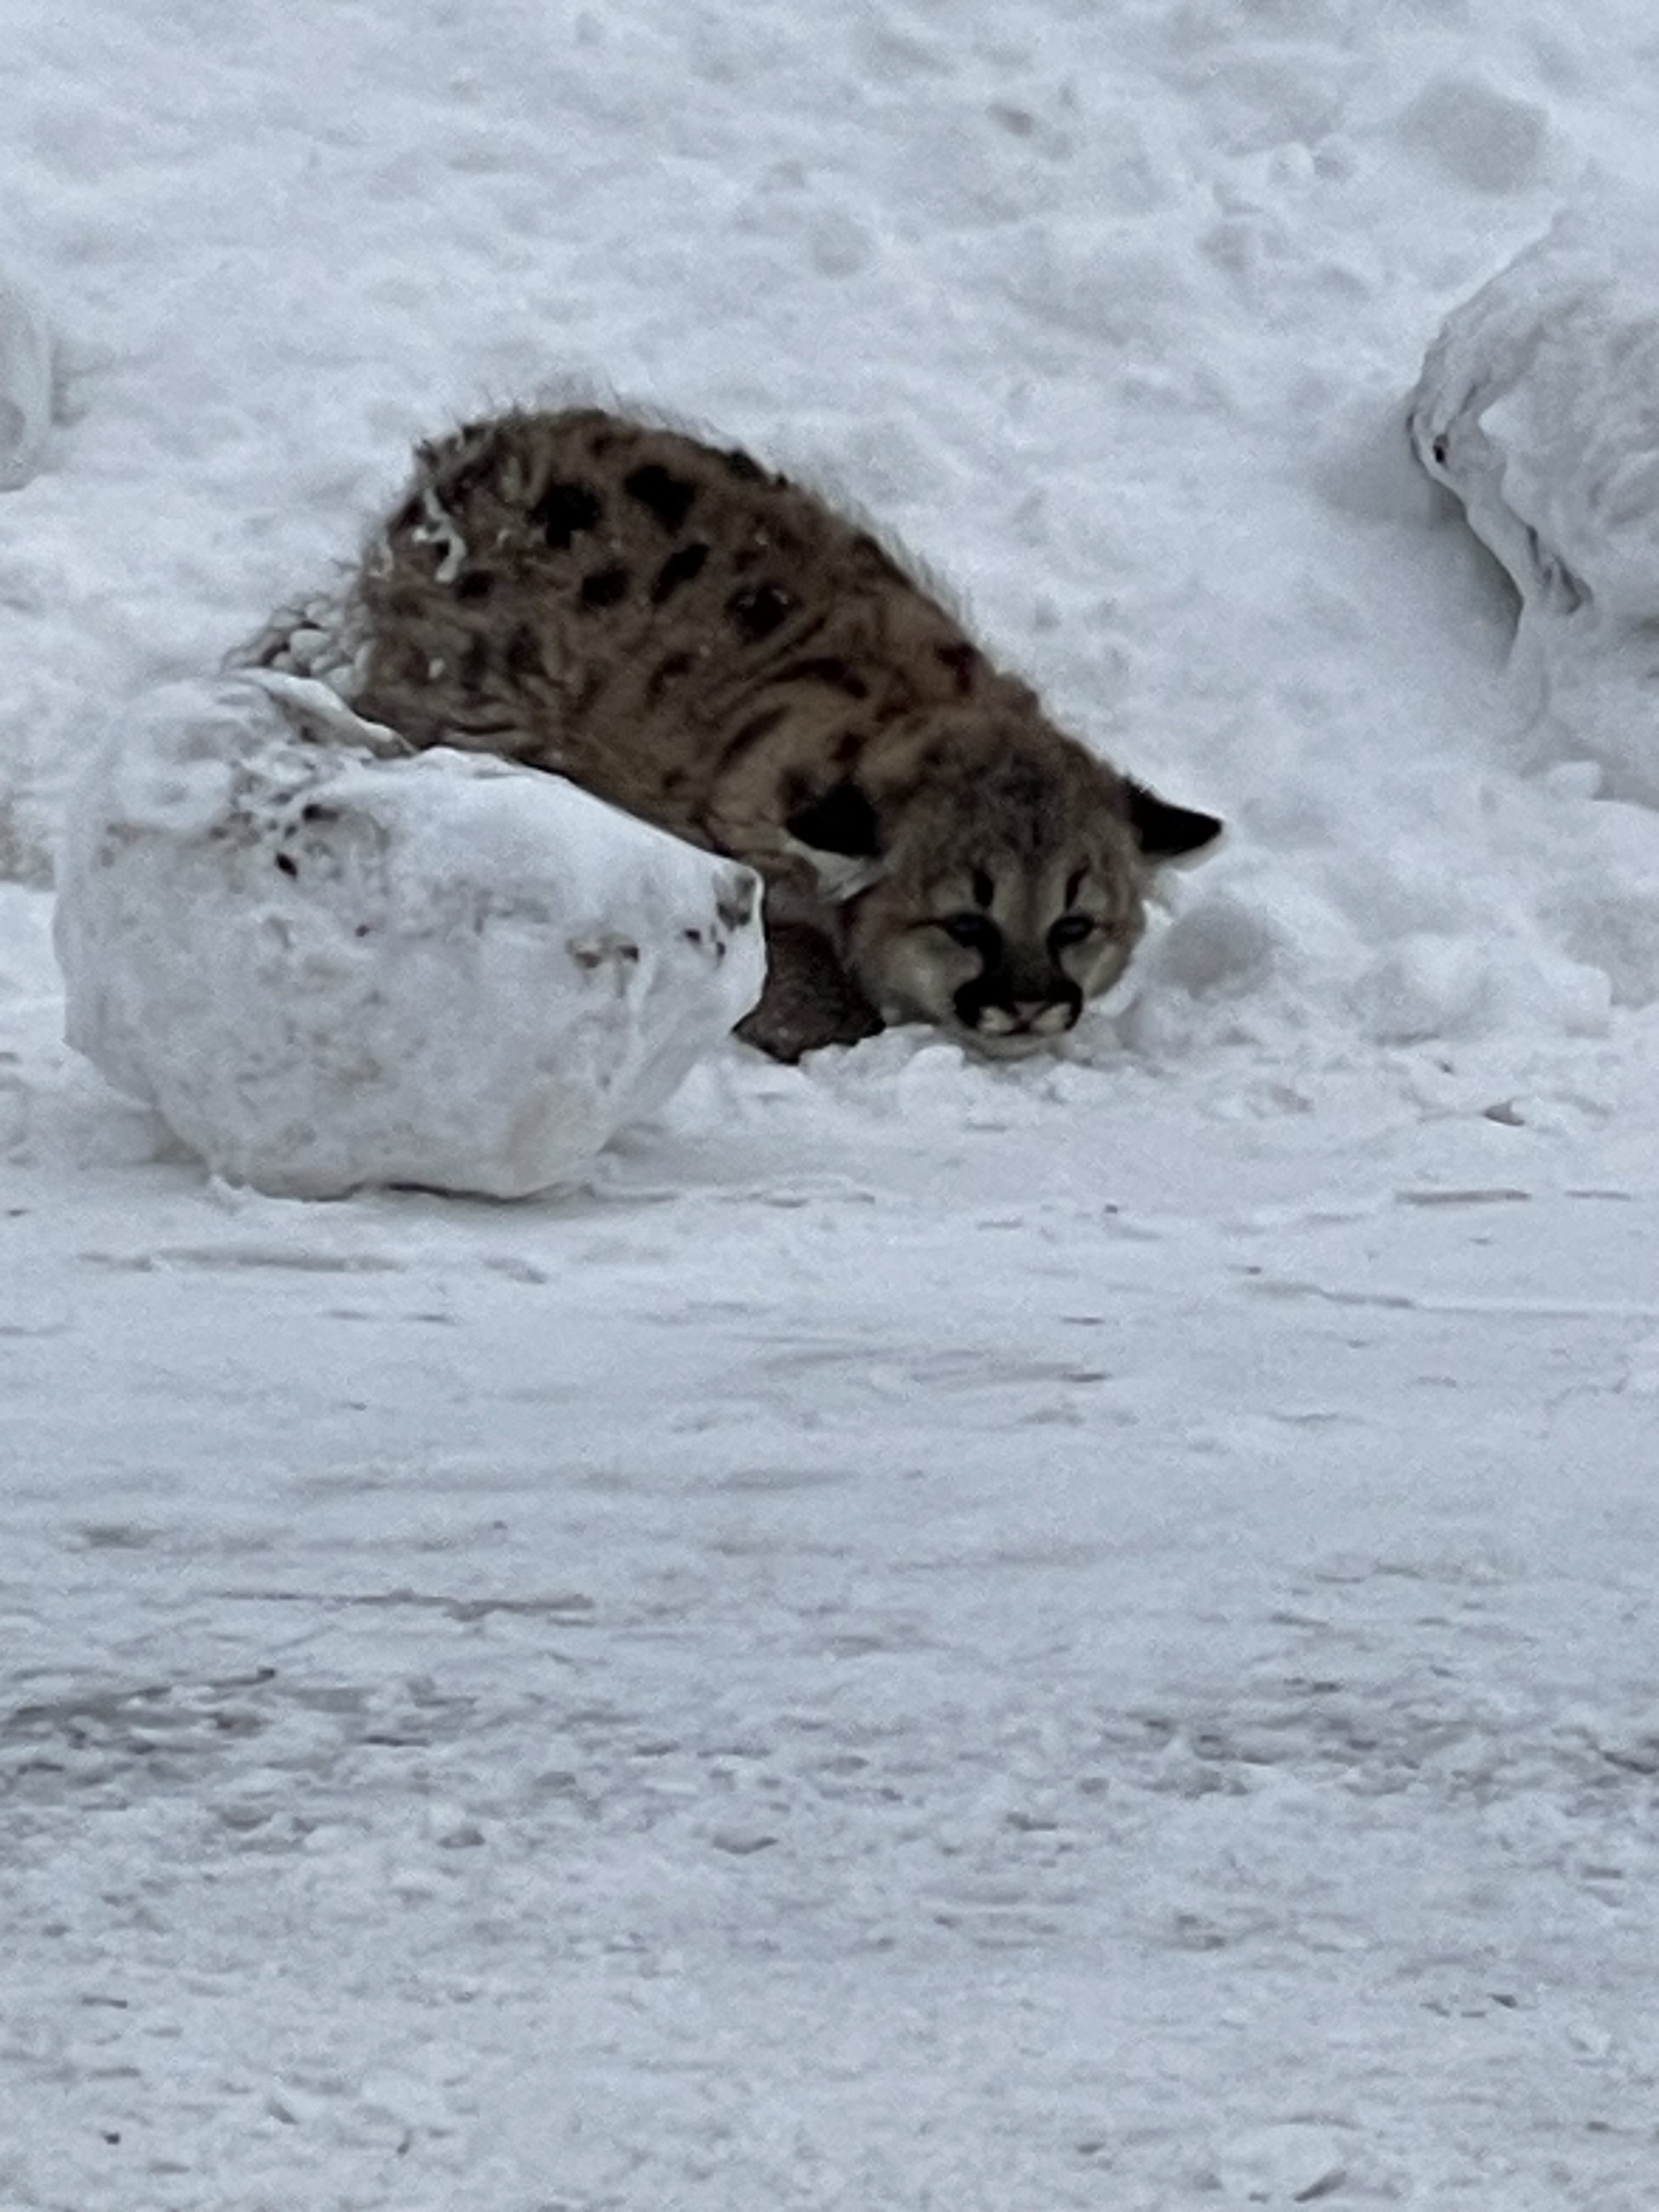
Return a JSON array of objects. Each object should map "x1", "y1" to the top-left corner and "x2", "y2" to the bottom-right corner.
[
  {"x1": 1412, "y1": 195, "x2": 1659, "y2": 805},
  {"x1": 54, "y1": 673, "x2": 764, "y2": 1197}
]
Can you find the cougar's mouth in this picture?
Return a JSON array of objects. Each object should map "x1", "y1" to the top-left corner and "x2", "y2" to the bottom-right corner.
[
  {"x1": 950, "y1": 982, "x2": 1082, "y2": 1053},
  {"x1": 949, "y1": 1000, "x2": 1080, "y2": 1058}
]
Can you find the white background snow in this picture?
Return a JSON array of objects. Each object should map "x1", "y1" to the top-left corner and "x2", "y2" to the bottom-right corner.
[{"x1": 4, "y1": 2, "x2": 1659, "y2": 2206}]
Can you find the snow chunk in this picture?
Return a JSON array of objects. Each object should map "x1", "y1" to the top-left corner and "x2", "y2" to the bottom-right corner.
[
  {"x1": 0, "y1": 274, "x2": 52, "y2": 489},
  {"x1": 1410, "y1": 196, "x2": 1659, "y2": 805},
  {"x1": 1350, "y1": 931, "x2": 1492, "y2": 1046},
  {"x1": 53, "y1": 673, "x2": 764, "y2": 1198},
  {"x1": 1148, "y1": 892, "x2": 1280, "y2": 1002}
]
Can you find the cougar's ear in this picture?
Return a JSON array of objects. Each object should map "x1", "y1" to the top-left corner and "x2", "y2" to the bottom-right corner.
[
  {"x1": 1124, "y1": 780, "x2": 1224, "y2": 862},
  {"x1": 785, "y1": 777, "x2": 882, "y2": 859},
  {"x1": 783, "y1": 778, "x2": 888, "y2": 901}
]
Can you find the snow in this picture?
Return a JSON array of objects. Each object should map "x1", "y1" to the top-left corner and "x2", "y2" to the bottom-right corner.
[
  {"x1": 54, "y1": 672, "x2": 764, "y2": 1198},
  {"x1": 0, "y1": 277, "x2": 53, "y2": 494},
  {"x1": 7, "y1": 2, "x2": 1659, "y2": 2206},
  {"x1": 1412, "y1": 189, "x2": 1659, "y2": 807}
]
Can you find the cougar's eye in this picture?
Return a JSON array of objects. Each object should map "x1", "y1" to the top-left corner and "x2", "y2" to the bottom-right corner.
[
  {"x1": 1048, "y1": 914, "x2": 1096, "y2": 949},
  {"x1": 938, "y1": 912, "x2": 1001, "y2": 952}
]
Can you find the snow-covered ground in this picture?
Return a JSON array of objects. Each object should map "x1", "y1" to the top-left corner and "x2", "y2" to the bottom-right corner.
[{"x1": 6, "y1": 3, "x2": 1659, "y2": 2205}]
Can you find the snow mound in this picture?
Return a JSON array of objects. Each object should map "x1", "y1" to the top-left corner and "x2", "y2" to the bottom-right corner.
[
  {"x1": 53, "y1": 672, "x2": 765, "y2": 1198},
  {"x1": 1410, "y1": 196, "x2": 1659, "y2": 804},
  {"x1": 0, "y1": 274, "x2": 52, "y2": 490}
]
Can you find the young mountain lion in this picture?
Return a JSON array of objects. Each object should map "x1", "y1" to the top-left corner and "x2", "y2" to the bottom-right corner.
[{"x1": 252, "y1": 407, "x2": 1223, "y2": 1060}]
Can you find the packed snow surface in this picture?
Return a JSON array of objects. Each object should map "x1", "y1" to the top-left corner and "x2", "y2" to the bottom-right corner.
[
  {"x1": 55, "y1": 672, "x2": 764, "y2": 1198},
  {"x1": 8, "y1": 2, "x2": 1659, "y2": 2208}
]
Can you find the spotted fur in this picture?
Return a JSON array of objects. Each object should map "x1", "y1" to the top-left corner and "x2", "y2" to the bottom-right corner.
[{"x1": 286, "y1": 406, "x2": 1222, "y2": 1059}]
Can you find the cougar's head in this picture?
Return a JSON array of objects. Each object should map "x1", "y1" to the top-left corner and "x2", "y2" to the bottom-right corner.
[{"x1": 783, "y1": 713, "x2": 1222, "y2": 1057}]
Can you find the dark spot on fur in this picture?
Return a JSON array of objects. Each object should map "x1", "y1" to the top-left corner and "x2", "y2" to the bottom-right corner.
[
  {"x1": 683, "y1": 927, "x2": 704, "y2": 945},
  {"x1": 662, "y1": 768, "x2": 691, "y2": 795},
  {"x1": 1432, "y1": 433, "x2": 1449, "y2": 467},
  {"x1": 532, "y1": 481, "x2": 603, "y2": 551},
  {"x1": 935, "y1": 641, "x2": 979, "y2": 696},
  {"x1": 718, "y1": 706, "x2": 789, "y2": 768},
  {"x1": 624, "y1": 462, "x2": 698, "y2": 533},
  {"x1": 647, "y1": 650, "x2": 694, "y2": 704},
  {"x1": 727, "y1": 581, "x2": 795, "y2": 643},
  {"x1": 461, "y1": 635, "x2": 490, "y2": 693},
  {"x1": 391, "y1": 495, "x2": 423, "y2": 534},
  {"x1": 870, "y1": 698, "x2": 915, "y2": 733},
  {"x1": 438, "y1": 439, "x2": 500, "y2": 504},
  {"x1": 833, "y1": 727, "x2": 868, "y2": 768},
  {"x1": 972, "y1": 867, "x2": 995, "y2": 908},
  {"x1": 456, "y1": 570, "x2": 494, "y2": 601},
  {"x1": 723, "y1": 447, "x2": 765, "y2": 482},
  {"x1": 579, "y1": 563, "x2": 631, "y2": 611},
  {"x1": 775, "y1": 656, "x2": 868, "y2": 699},
  {"x1": 651, "y1": 541, "x2": 710, "y2": 605},
  {"x1": 274, "y1": 851, "x2": 298, "y2": 878},
  {"x1": 573, "y1": 667, "x2": 608, "y2": 718},
  {"x1": 300, "y1": 803, "x2": 338, "y2": 825},
  {"x1": 506, "y1": 625, "x2": 544, "y2": 678},
  {"x1": 786, "y1": 778, "x2": 882, "y2": 859}
]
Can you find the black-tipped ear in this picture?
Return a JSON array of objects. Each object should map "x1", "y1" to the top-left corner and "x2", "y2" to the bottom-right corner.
[
  {"x1": 785, "y1": 778, "x2": 883, "y2": 859},
  {"x1": 1125, "y1": 781, "x2": 1224, "y2": 861}
]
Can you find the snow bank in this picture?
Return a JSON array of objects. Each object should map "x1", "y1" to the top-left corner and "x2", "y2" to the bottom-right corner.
[
  {"x1": 0, "y1": 275, "x2": 51, "y2": 491},
  {"x1": 54, "y1": 673, "x2": 764, "y2": 1198},
  {"x1": 1410, "y1": 196, "x2": 1659, "y2": 805}
]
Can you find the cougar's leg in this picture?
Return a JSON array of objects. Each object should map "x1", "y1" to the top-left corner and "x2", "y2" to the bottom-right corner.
[{"x1": 736, "y1": 918, "x2": 883, "y2": 1062}]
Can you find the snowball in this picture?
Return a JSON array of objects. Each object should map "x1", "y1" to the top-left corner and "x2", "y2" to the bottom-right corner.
[
  {"x1": 1350, "y1": 932, "x2": 1493, "y2": 1046},
  {"x1": 1146, "y1": 892, "x2": 1280, "y2": 1001},
  {"x1": 53, "y1": 673, "x2": 765, "y2": 1198},
  {"x1": 0, "y1": 274, "x2": 52, "y2": 490},
  {"x1": 1409, "y1": 195, "x2": 1659, "y2": 803}
]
